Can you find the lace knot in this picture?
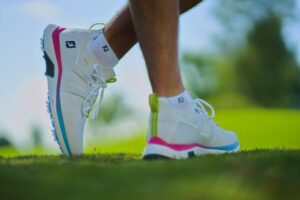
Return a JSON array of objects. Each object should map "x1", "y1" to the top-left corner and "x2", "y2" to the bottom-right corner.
[
  {"x1": 81, "y1": 64, "x2": 107, "y2": 119},
  {"x1": 194, "y1": 98, "x2": 215, "y2": 119}
]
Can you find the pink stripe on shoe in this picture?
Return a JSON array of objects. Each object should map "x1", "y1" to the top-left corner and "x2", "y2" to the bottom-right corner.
[
  {"x1": 52, "y1": 27, "x2": 65, "y2": 95},
  {"x1": 51, "y1": 26, "x2": 72, "y2": 156},
  {"x1": 148, "y1": 137, "x2": 199, "y2": 151},
  {"x1": 148, "y1": 136, "x2": 239, "y2": 151}
]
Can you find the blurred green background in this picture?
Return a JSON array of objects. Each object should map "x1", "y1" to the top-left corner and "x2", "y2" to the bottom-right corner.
[{"x1": 0, "y1": 0, "x2": 300, "y2": 157}]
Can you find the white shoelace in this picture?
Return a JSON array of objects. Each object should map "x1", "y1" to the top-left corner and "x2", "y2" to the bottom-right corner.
[
  {"x1": 81, "y1": 64, "x2": 107, "y2": 119},
  {"x1": 193, "y1": 98, "x2": 215, "y2": 119}
]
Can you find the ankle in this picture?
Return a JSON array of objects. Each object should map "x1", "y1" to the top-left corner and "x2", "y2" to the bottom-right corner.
[{"x1": 155, "y1": 85, "x2": 185, "y2": 97}]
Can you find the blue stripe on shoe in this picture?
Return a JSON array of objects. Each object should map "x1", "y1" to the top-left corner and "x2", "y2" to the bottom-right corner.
[
  {"x1": 52, "y1": 26, "x2": 72, "y2": 156},
  {"x1": 56, "y1": 97, "x2": 72, "y2": 156},
  {"x1": 207, "y1": 142, "x2": 239, "y2": 151}
]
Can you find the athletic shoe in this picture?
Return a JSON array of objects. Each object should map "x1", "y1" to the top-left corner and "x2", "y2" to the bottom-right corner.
[
  {"x1": 42, "y1": 24, "x2": 115, "y2": 156},
  {"x1": 142, "y1": 93, "x2": 239, "y2": 159}
]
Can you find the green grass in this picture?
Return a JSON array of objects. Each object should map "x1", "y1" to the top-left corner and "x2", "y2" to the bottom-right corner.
[
  {"x1": 1, "y1": 108, "x2": 300, "y2": 157},
  {"x1": 215, "y1": 108, "x2": 300, "y2": 149},
  {"x1": 0, "y1": 108, "x2": 300, "y2": 199},
  {"x1": 86, "y1": 108, "x2": 300, "y2": 153},
  {"x1": 0, "y1": 150, "x2": 300, "y2": 200}
]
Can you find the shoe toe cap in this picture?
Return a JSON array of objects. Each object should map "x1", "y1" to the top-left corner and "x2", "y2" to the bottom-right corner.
[{"x1": 210, "y1": 129, "x2": 239, "y2": 148}]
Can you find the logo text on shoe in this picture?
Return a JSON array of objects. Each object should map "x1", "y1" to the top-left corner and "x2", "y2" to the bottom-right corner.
[
  {"x1": 102, "y1": 45, "x2": 109, "y2": 52},
  {"x1": 178, "y1": 97, "x2": 184, "y2": 104},
  {"x1": 66, "y1": 41, "x2": 76, "y2": 48}
]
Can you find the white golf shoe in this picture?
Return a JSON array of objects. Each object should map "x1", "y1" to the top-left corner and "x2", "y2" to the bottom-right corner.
[
  {"x1": 42, "y1": 24, "x2": 115, "y2": 156},
  {"x1": 142, "y1": 93, "x2": 240, "y2": 159}
]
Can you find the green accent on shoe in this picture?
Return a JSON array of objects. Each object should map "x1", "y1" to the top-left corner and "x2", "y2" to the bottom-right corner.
[
  {"x1": 149, "y1": 93, "x2": 159, "y2": 137},
  {"x1": 89, "y1": 23, "x2": 106, "y2": 30},
  {"x1": 106, "y1": 77, "x2": 117, "y2": 83}
]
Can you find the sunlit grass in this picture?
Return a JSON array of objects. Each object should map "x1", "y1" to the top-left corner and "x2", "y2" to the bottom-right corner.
[
  {"x1": 88, "y1": 108, "x2": 300, "y2": 153},
  {"x1": 1, "y1": 108, "x2": 300, "y2": 199},
  {"x1": 216, "y1": 108, "x2": 300, "y2": 149},
  {"x1": 0, "y1": 108, "x2": 299, "y2": 158}
]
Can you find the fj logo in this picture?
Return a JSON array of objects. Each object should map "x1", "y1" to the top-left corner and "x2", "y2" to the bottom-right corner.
[
  {"x1": 102, "y1": 45, "x2": 109, "y2": 52},
  {"x1": 178, "y1": 97, "x2": 184, "y2": 103},
  {"x1": 66, "y1": 41, "x2": 76, "y2": 48}
]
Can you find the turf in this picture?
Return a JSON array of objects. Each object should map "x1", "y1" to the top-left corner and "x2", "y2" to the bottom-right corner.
[
  {"x1": 0, "y1": 150, "x2": 300, "y2": 200},
  {"x1": 1, "y1": 108, "x2": 300, "y2": 199}
]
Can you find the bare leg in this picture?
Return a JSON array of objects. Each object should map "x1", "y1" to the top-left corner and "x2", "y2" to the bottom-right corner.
[
  {"x1": 104, "y1": 0, "x2": 202, "y2": 59},
  {"x1": 128, "y1": 0, "x2": 182, "y2": 96}
]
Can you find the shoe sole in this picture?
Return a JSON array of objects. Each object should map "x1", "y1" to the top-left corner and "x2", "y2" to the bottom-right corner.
[
  {"x1": 43, "y1": 24, "x2": 73, "y2": 156},
  {"x1": 142, "y1": 137, "x2": 240, "y2": 160}
]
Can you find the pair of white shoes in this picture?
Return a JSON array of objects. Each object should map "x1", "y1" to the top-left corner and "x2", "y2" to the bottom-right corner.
[{"x1": 42, "y1": 24, "x2": 239, "y2": 159}]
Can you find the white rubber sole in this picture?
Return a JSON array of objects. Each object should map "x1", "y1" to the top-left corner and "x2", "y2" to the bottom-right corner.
[{"x1": 142, "y1": 143, "x2": 240, "y2": 160}]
